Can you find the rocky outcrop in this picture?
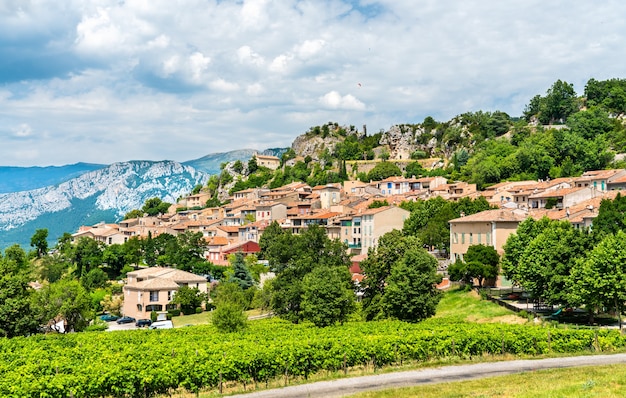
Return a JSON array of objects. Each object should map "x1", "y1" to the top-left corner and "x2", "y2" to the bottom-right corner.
[{"x1": 291, "y1": 134, "x2": 342, "y2": 161}]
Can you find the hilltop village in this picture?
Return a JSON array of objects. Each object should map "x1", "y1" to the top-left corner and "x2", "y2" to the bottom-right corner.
[{"x1": 73, "y1": 161, "x2": 626, "y2": 270}]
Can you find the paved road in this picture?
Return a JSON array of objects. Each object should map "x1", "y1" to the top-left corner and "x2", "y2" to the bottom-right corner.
[{"x1": 229, "y1": 353, "x2": 626, "y2": 398}]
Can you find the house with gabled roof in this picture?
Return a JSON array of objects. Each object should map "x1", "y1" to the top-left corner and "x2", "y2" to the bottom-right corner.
[
  {"x1": 122, "y1": 267, "x2": 208, "y2": 320},
  {"x1": 448, "y1": 209, "x2": 530, "y2": 261},
  {"x1": 574, "y1": 169, "x2": 626, "y2": 192}
]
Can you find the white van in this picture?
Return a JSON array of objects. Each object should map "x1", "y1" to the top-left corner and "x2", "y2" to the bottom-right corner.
[{"x1": 149, "y1": 320, "x2": 174, "y2": 329}]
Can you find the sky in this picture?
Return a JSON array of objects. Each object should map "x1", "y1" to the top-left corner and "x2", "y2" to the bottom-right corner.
[{"x1": 1, "y1": 0, "x2": 625, "y2": 167}]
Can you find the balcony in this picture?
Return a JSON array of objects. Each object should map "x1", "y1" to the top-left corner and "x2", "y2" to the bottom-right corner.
[{"x1": 348, "y1": 243, "x2": 362, "y2": 249}]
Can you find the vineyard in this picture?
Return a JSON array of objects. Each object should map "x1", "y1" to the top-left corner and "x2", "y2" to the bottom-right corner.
[{"x1": 1, "y1": 318, "x2": 625, "y2": 397}]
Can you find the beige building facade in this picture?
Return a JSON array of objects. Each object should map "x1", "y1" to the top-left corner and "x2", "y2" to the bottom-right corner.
[{"x1": 122, "y1": 267, "x2": 208, "y2": 320}]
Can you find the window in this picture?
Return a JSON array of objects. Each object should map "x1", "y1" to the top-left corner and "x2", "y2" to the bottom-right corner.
[
  {"x1": 149, "y1": 291, "x2": 159, "y2": 302},
  {"x1": 146, "y1": 304, "x2": 163, "y2": 312},
  {"x1": 137, "y1": 304, "x2": 143, "y2": 312},
  {"x1": 487, "y1": 232, "x2": 492, "y2": 245},
  {"x1": 167, "y1": 291, "x2": 172, "y2": 301},
  {"x1": 469, "y1": 233, "x2": 473, "y2": 244},
  {"x1": 461, "y1": 233, "x2": 465, "y2": 244},
  {"x1": 478, "y1": 233, "x2": 481, "y2": 244},
  {"x1": 453, "y1": 233, "x2": 458, "y2": 244}
]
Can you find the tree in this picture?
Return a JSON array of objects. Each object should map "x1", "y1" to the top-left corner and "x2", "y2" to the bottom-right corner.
[
  {"x1": 361, "y1": 232, "x2": 442, "y2": 322},
  {"x1": 0, "y1": 248, "x2": 39, "y2": 337},
  {"x1": 141, "y1": 197, "x2": 172, "y2": 216},
  {"x1": 569, "y1": 231, "x2": 626, "y2": 326},
  {"x1": 543, "y1": 80, "x2": 578, "y2": 124},
  {"x1": 367, "y1": 161, "x2": 401, "y2": 181},
  {"x1": 501, "y1": 217, "x2": 552, "y2": 284},
  {"x1": 301, "y1": 266, "x2": 355, "y2": 327},
  {"x1": 462, "y1": 244, "x2": 500, "y2": 287},
  {"x1": 70, "y1": 237, "x2": 104, "y2": 277},
  {"x1": 30, "y1": 228, "x2": 49, "y2": 257},
  {"x1": 247, "y1": 155, "x2": 258, "y2": 174},
  {"x1": 232, "y1": 160, "x2": 244, "y2": 174},
  {"x1": 592, "y1": 193, "x2": 626, "y2": 239},
  {"x1": 229, "y1": 252, "x2": 255, "y2": 290},
  {"x1": 81, "y1": 268, "x2": 109, "y2": 291},
  {"x1": 380, "y1": 246, "x2": 442, "y2": 322},
  {"x1": 32, "y1": 279, "x2": 93, "y2": 333},
  {"x1": 511, "y1": 220, "x2": 593, "y2": 306},
  {"x1": 211, "y1": 282, "x2": 247, "y2": 332},
  {"x1": 100, "y1": 294, "x2": 123, "y2": 316},
  {"x1": 267, "y1": 225, "x2": 350, "y2": 323},
  {"x1": 172, "y1": 286, "x2": 207, "y2": 315},
  {"x1": 404, "y1": 161, "x2": 426, "y2": 178}
]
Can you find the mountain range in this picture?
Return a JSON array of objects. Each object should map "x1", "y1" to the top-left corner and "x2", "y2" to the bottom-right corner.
[{"x1": 0, "y1": 149, "x2": 284, "y2": 249}]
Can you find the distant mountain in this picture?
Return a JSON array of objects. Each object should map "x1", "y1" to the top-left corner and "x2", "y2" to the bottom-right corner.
[
  {"x1": 0, "y1": 163, "x2": 106, "y2": 194},
  {"x1": 183, "y1": 148, "x2": 288, "y2": 174},
  {"x1": 0, "y1": 160, "x2": 208, "y2": 249}
]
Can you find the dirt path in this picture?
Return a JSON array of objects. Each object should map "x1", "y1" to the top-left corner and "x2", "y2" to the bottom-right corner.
[{"x1": 228, "y1": 353, "x2": 626, "y2": 397}]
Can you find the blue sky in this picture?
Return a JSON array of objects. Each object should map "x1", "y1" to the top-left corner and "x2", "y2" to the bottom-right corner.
[{"x1": 1, "y1": 0, "x2": 625, "y2": 166}]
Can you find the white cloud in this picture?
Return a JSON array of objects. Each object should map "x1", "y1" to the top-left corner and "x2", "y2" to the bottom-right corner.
[
  {"x1": 237, "y1": 45, "x2": 264, "y2": 66},
  {"x1": 2, "y1": 0, "x2": 626, "y2": 166},
  {"x1": 295, "y1": 39, "x2": 325, "y2": 59},
  {"x1": 14, "y1": 123, "x2": 33, "y2": 137},
  {"x1": 269, "y1": 54, "x2": 293, "y2": 73},
  {"x1": 320, "y1": 91, "x2": 366, "y2": 111},
  {"x1": 210, "y1": 79, "x2": 239, "y2": 92}
]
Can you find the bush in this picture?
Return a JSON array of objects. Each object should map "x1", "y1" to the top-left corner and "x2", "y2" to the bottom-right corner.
[
  {"x1": 195, "y1": 307, "x2": 203, "y2": 314},
  {"x1": 168, "y1": 309, "x2": 181, "y2": 317},
  {"x1": 212, "y1": 303, "x2": 247, "y2": 333},
  {"x1": 84, "y1": 324, "x2": 108, "y2": 332},
  {"x1": 150, "y1": 310, "x2": 158, "y2": 322}
]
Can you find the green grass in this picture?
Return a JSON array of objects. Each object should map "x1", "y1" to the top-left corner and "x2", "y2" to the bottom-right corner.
[
  {"x1": 170, "y1": 309, "x2": 270, "y2": 327},
  {"x1": 350, "y1": 364, "x2": 626, "y2": 398},
  {"x1": 435, "y1": 287, "x2": 525, "y2": 323}
]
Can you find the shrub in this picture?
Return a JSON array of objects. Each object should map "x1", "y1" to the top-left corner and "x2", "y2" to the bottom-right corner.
[
  {"x1": 150, "y1": 310, "x2": 158, "y2": 322},
  {"x1": 195, "y1": 307, "x2": 203, "y2": 314},
  {"x1": 168, "y1": 309, "x2": 181, "y2": 317}
]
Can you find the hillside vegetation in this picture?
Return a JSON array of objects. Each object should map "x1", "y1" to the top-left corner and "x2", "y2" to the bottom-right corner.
[{"x1": 208, "y1": 78, "x2": 626, "y2": 198}]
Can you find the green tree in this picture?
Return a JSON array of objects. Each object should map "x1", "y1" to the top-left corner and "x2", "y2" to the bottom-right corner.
[
  {"x1": 229, "y1": 252, "x2": 255, "y2": 290},
  {"x1": 268, "y1": 225, "x2": 350, "y2": 323},
  {"x1": 543, "y1": 79, "x2": 578, "y2": 124},
  {"x1": 301, "y1": 266, "x2": 355, "y2": 327},
  {"x1": 367, "y1": 161, "x2": 401, "y2": 181},
  {"x1": 30, "y1": 228, "x2": 49, "y2": 257},
  {"x1": 211, "y1": 282, "x2": 247, "y2": 332},
  {"x1": 32, "y1": 279, "x2": 93, "y2": 333},
  {"x1": 456, "y1": 244, "x2": 500, "y2": 287},
  {"x1": 404, "y1": 161, "x2": 426, "y2": 178},
  {"x1": 379, "y1": 245, "x2": 442, "y2": 322},
  {"x1": 0, "y1": 247, "x2": 39, "y2": 337},
  {"x1": 247, "y1": 155, "x2": 258, "y2": 174},
  {"x1": 512, "y1": 220, "x2": 593, "y2": 305},
  {"x1": 70, "y1": 237, "x2": 104, "y2": 277},
  {"x1": 81, "y1": 268, "x2": 109, "y2": 291},
  {"x1": 569, "y1": 231, "x2": 626, "y2": 326},
  {"x1": 142, "y1": 197, "x2": 172, "y2": 216},
  {"x1": 592, "y1": 193, "x2": 626, "y2": 239},
  {"x1": 232, "y1": 160, "x2": 244, "y2": 174},
  {"x1": 172, "y1": 286, "x2": 207, "y2": 315}
]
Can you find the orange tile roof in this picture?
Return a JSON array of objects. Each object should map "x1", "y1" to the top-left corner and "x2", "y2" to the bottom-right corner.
[{"x1": 449, "y1": 209, "x2": 529, "y2": 223}]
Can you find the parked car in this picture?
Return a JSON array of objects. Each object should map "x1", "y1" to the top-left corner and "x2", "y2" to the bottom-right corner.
[
  {"x1": 116, "y1": 316, "x2": 136, "y2": 324},
  {"x1": 136, "y1": 319, "x2": 152, "y2": 328},
  {"x1": 100, "y1": 314, "x2": 119, "y2": 322},
  {"x1": 149, "y1": 320, "x2": 174, "y2": 329}
]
